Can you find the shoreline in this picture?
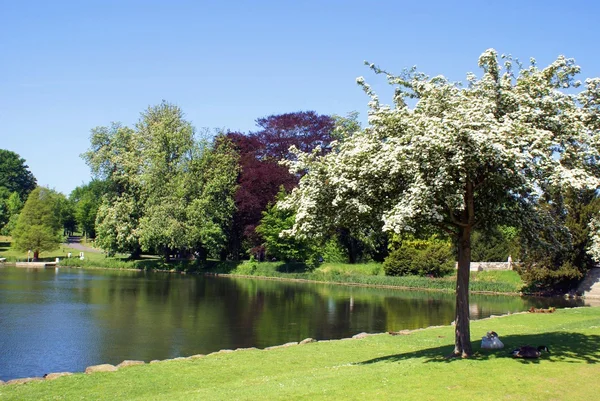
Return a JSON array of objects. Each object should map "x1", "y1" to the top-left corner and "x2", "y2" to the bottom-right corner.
[
  {"x1": 1, "y1": 261, "x2": 582, "y2": 299},
  {"x1": 0, "y1": 307, "x2": 543, "y2": 385}
]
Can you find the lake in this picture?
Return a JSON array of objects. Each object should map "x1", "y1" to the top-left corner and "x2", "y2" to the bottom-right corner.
[{"x1": 0, "y1": 266, "x2": 583, "y2": 381}]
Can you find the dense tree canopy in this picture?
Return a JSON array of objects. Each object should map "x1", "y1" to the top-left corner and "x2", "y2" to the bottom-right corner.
[
  {"x1": 82, "y1": 102, "x2": 238, "y2": 259},
  {"x1": 83, "y1": 123, "x2": 143, "y2": 256},
  {"x1": 0, "y1": 150, "x2": 37, "y2": 234},
  {"x1": 0, "y1": 149, "x2": 37, "y2": 199},
  {"x1": 69, "y1": 180, "x2": 108, "y2": 238},
  {"x1": 282, "y1": 50, "x2": 600, "y2": 357},
  {"x1": 226, "y1": 111, "x2": 335, "y2": 259},
  {"x1": 12, "y1": 187, "x2": 63, "y2": 260}
]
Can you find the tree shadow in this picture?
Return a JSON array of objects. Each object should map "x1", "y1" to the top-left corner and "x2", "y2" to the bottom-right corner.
[
  {"x1": 0, "y1": 241, "x2": 10, "y2": 252},
  {"x1": 201, "y1": 260, "x2": 243, "y2": 274},
  {"x1": 358, "y1": 332, "x2": 600, "y2": 365},
  {"x1": 275, "y1": 262, "x2": 311, "y2": 273}
]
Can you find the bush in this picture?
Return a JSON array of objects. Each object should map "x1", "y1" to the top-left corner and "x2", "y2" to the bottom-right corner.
[
  {"x1": 411, "y1": 242, "x2": 455, "y2": 277},
  {"x1": 383, "y1": 238, "x2": 454, "y2": 277},
  {"x1": 516, "y1": 261, "x2": 584, "y2": 294},
  {"x1": 320, "y1": 237, "x2": 348, "y2": 263},
  {"x1": 383, "y1": 246, "x2": 419, "y2": 276}
]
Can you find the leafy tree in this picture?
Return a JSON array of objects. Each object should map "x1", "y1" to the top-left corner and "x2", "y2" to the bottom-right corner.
[
  {"x1": 12, "y1": 187, "x2": 62, "y2": 260},
  {"x1": 69, "y1": 180, "x2": 107, "y2": 238},
  {"x1": 83, "y1": 102, "x2": 239, "y2": 260},
  {"x1": 82, "y1": 123, "x2": 143, "y2": 257},
  {"x1": 256, "y1": 188, "x2": 318, "y2": 265},
  {"x1": 56, "y1": 193, "x2": 77, "y2": 236},
  {"x1": 184, "y1": 135, "x2": 239, "y2": 261},
  {"x1": 282, "y1": 50, "x2": 600, "y2": 357},
  {"x1": 0, "y1": 149, "x2": 37, "y2": 199},
  {"x1": 226, "y1": 111, "x2": 335, "y2": 259},
  {"x1": 522, "y1": 189, "x2": 600, "y2": 292},
  {"x1": 254, "y1": 111, "x2": 336, "y2": 160},
  {"x1": 0, "y1": 191, "x2": 23, "y2": 235},
  {"x1": 136, "y1": 102, "x2": 196, "y2": 259},
  {"x1": 471, "y1": 226, "x2": 519, "y2": 262}
]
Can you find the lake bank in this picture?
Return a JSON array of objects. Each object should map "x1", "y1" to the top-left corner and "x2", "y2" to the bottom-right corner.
[
  {"x1": 55, "y1": 256, "x2": 526, "y2": 294},
  {"x1": 2, "y1": 307, "x2": 599, "y2": 400},
  {"x1": 0, "y1": 267, "x2": 575, "y2": 382}
]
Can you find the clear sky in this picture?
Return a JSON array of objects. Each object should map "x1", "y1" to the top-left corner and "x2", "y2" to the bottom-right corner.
[{"x1": 1, "y1": 0, "x2": 599, "y2": 195}]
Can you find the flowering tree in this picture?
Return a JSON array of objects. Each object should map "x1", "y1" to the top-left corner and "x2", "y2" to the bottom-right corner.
[{"x1": 283, "y1": 49, "x2": 600, "y2": 357}]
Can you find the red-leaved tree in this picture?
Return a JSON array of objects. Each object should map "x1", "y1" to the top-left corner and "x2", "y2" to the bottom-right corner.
[{"x1": 226, "y1": 111, "x2": 335, "y2": 260}]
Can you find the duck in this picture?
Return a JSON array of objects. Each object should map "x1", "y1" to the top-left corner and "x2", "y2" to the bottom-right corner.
[
  {"x1": 511, "y1": 345, "x2": 550, "y2": 358},
  {"x1": 481, "y1": 331, "x2": 504, "y2": 349}
]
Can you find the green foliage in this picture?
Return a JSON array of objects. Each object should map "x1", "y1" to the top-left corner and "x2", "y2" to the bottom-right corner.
[
  {"x1": 82, "y1": 103, "x2": 239, "y2": 260},
  {"x1": 319, "y1": 237, "x2": 348, "y2": 263},
  {"x1": 0, "y1": 191, "x2": 23, "y2": 235},
  {"x1": 471, "y1": 226, "x2": 520, "y2": 262},
  {"x1": 83, "y1": 123, "x2": 143, "y2": 256},
  {"x1": 11, "y1": 187, "x2": 63, "y2": 258},
  {"x1": 0, "y1": 149, "x2": 37, "y2": 199},
  {"x1": 203, "y1": 261, "x2": 521, "y2": 293},
  {"x1": 519, "y1": 189, "x2": 600, "y2": 293},
  {"x1": 517, "y1": 262, "x2": 583, "y2": 294},
  {"x1": 256, "y1": 188, "x2": 319, "y2": 267},
  {"x1": 383, "y1": 236, "x2": 454, "y2": 277},
  {"x1": 69, "y1": 180, "x2": 107, "y2": 238},
  {"x1": 55, "y1": 193, "x2": 76, "y2": 235}
]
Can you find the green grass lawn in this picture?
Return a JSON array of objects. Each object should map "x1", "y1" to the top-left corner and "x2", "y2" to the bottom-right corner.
[
  {"x1": 0, "y1": 236, "x2": 100, "y2": 263},
  {"x1": 1, "y1": 307, "x2": 599, "y2": 400}
]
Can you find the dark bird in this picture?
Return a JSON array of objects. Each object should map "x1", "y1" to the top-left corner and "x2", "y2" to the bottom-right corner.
[{"x1": 511, "y1": 345, "x2": 550, "y2": 359}]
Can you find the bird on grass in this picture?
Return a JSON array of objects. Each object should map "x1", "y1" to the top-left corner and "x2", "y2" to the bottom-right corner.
[{"x1": 511, "y1": 345, "x2": 550, "y2": 359}]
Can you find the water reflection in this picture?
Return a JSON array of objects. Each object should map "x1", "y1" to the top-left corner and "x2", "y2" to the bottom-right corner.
[{"x1": 0, "y1": 267, "x2": 584, "y2": 381}]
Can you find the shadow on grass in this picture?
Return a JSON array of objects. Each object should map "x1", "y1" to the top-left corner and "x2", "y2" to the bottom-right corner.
[
  {"x1": 358, "y1": 332, "x2": 600, "y2": 365},
  {"x1": 276, "y1": 262, "x2": 312, "y2": 274},
  {"x1": 0, "y1": 241, "x2": 10, "y2": 252},
  {"x1": 199, "y1": 260, "x2": 243, "y2": 274}
]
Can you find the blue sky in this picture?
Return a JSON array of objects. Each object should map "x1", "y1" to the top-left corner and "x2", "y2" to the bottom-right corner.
[{"x1": 1, "y1": 0, "x2": 599, "y2": 195}]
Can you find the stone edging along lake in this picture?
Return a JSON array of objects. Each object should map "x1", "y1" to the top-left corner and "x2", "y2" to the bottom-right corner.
[{"x1": 0, "y1": 311, "x2": 536, "y2": 386}]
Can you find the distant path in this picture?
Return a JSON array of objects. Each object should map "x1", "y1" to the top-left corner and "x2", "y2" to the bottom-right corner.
[{"x1": 64, "y1": 236, "x2": 103, "y2": 253}]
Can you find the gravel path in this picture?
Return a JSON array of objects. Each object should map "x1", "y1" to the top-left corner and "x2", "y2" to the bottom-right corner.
[{"x1": 64, "y1": 236, "x2": 103, "y2": 253}]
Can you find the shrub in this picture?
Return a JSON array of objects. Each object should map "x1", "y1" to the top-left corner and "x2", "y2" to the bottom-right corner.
[
  {"x1": 383, "y1": 246, "x2": 418, "y2": 276},
  {"x1": 516, "y1": 261, "x2": 583, "y2": 294},
  {"x1": 411, "y1": 241, "x2": 455, "y2": 277},
  {"x1": 383, "y1": 237, "x2": 454, "y2": 277}
]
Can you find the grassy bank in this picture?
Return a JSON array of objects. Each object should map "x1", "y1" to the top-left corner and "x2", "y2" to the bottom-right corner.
[
  {"x1": 1, "y1": 307, "x2": 599, "y2": 400},
  {"x1": 1, "y1": 236, "x2": 524, "y2": 293},
  {"x1": 204, "y1": 260, "x2": 524, "y2": 293}
]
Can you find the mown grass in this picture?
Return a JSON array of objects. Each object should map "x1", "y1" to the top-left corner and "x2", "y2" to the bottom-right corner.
[
  {"x1": 0, "y1": 240, "x2": 98, "y2": 263},
  {"x1": 1, "y1": 307, "x2": 599, "y2": 400},
  {"x1": 0, "y1": 237, "x2": 524, "y2": 293}
]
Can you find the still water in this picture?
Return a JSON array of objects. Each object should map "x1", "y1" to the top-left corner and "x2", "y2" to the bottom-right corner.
[{"x1": 0, "y1": 266, "x2": 582, "y2": 380}]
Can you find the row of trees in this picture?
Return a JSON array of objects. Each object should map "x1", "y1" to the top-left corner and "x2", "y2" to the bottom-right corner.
[
  {"x1": 80, "y1": 104, "x2": 358, "y2": 262},
  {"x1": 0, "y1": 150, "x2": 79, "y2": 259}
]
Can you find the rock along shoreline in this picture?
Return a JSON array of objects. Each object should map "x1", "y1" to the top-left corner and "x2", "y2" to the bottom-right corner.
[{"x1": 0, "y1": 309, "x2": 543, "y2": 386}]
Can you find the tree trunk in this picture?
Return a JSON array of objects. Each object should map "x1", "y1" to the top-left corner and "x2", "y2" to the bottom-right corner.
[
  {"x1": 453, "y1": 180, "x2": 475, "y2": 358},
  {"x1": 453, "y1": 226, "x2": 472, "y2": 357},
  {"x1": 33, "y1": 250, "x2": 39, "y2": 261},
  {"x1": 129, "y1": 246, "x2": 142, "y2": 260},
  {"x1": 197, "y1": 246, "x2": 208, "y2": 263}
]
